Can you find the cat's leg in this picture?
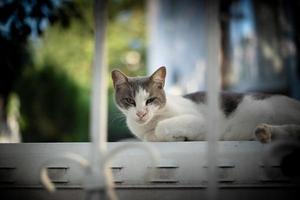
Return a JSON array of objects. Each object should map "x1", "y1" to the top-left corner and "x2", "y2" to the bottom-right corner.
[
  {"x1": 143, "y1": 133, "x2": 161, "y2": 142},
  {"x1": 154, "y1": 114, "x2": 206, "y2": 141},
  {"x1": 254, "y1": 124, "x2": 300, "y2": 143}
]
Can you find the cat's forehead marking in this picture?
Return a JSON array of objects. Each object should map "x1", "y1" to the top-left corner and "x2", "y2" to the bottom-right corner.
[{"x1": 135, "y1": 87, "x2": 150, "y2": 106}]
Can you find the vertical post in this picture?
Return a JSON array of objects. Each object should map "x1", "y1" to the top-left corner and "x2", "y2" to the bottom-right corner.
[
  {"x1": 205, "y1": 0, "x2": 220, "y2": 199},
  {"x1": 88, "y1": 0, "x2": 108, "y2": 199},
  {"x1": 91, "y1": 0, "x2": 108, "y2": 163}
]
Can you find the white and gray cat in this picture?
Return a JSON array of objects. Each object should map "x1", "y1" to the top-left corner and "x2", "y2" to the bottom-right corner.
[{"x1": 111, "y1": 66, "x2": 300, "y2": 143}]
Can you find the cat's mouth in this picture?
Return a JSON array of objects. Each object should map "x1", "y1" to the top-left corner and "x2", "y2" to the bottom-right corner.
[{"x1": 135, "y1": 117, "x2": 149, "y2": 124}]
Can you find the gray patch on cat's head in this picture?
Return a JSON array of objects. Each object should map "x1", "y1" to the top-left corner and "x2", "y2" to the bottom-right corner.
[{"x1": 111, "y1": 67, "x2": 167, "y2": 110}]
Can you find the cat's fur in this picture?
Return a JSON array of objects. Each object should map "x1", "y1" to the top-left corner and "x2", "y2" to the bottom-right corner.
[{"x1": 111, "y1": 66, "x2": 300, "y2": 143}]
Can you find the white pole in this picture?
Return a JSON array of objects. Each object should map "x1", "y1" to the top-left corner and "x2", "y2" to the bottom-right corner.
[
  {"x1": 91, "y1": 0, "x2": 108, "y2": 164},
  {"x1": 88, "y1": 0, "x2": 108, "y2": 199},
  {"x1": 205, "y1": 0, "x2": 220, "y2": 199}
]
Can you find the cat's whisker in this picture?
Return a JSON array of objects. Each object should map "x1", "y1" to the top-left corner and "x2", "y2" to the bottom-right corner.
[{"x1": 110, "y1": 112, "x2": 126, "y2": 124}]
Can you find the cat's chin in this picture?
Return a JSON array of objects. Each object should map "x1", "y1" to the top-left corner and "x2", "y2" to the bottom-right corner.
[{"x1": 135, "y1": 118, "x2": 150, "y2": 125}]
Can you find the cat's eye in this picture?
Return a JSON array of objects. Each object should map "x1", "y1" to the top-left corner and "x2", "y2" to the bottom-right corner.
[
  {"x1": 123, "y1": 98, "x2": 136, "y2": 106},
  {"x1": 146, "y1": 97, "x2": 156, "y2": 105}
]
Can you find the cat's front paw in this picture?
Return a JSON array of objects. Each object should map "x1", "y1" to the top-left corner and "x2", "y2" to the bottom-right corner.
[
  {"x1": 254, "y1": 124, "x2": 272, "y2": 143},
  {"x1": 155, "y1": 122, "x2": 187, "y2": 142}
]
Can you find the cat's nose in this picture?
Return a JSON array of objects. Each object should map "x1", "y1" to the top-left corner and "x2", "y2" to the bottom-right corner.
[{"x1": 136, "y1": 111, "x2": 147, "y2": 118}]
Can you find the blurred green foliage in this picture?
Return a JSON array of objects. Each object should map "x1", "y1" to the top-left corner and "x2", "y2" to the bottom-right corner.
[
  {"x1": 16, "y1": 0, "x2": 146, "y2": 142},
  {"x1": 17, "y1": 63, "x2": 89, "y2": 142}
]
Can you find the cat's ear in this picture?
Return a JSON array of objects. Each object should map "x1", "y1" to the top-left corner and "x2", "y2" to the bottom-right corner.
[
  {"x1": 111, "y1": 69, "x2": 128, "y2": 88},
  {"x1": 150, "y1": 66, "x2": 166, "y2": 88}
]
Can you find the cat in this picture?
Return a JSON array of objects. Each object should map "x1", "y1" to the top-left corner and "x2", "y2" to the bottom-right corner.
[{"x1": 111, "y1": 66, "x2": 300, "y2": 143}]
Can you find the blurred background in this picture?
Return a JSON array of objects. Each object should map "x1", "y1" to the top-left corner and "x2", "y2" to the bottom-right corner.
[{"x1": 0, "y1": 0, "x2": 299, "y2": 142}]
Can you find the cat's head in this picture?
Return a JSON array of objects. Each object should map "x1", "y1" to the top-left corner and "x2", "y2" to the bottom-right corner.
[{"x1": 111, "y1": 66, "x2": 166, "y2": 125}]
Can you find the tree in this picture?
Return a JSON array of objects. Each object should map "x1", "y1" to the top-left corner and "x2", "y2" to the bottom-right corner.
[
  {"x1": 0, "y1": 0, "x2": 82, "y2": 142},
  {"x1": 0, "y1": 0, "x2": 147, "y2": 142}
]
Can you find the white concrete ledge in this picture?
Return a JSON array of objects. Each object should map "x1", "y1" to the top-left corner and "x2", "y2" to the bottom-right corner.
[{"x1": 0, "y1": 142, "x2": 299, "y2": 200}]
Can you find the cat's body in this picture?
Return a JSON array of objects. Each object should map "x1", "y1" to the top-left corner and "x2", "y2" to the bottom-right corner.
[
  {"x1": 127, "y1": 92, "x2": 300, "y2": 141},
  {"x1": 112, "y1": 67, "x2": 300, "y2": 143}
]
